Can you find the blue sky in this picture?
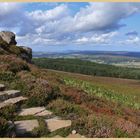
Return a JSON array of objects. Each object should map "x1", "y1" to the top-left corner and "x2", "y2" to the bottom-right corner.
[{"x1": 0, "y1": 2, "x2": 140, "y2": 52}]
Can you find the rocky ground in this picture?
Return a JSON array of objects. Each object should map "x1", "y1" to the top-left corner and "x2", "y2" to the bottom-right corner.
[{"x1": 0, "y1": 83, "x2": 83, "y2": 138}]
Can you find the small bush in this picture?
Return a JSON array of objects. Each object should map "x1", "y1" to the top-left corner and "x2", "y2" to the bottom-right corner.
[
  {"x1": 73, "y1": 115, "x2": 113, "y2": 138},
  {"x1": 8, "y1": 61, "x2": 30, "y2": 73},
  {"x1": 0, "y1": 71, "x2": 17, "y2": 81},
  {"x1": 0, "y1": 118, "x2": 9, "y2": 137},
  {"x1": 0, "y1": 55, "x2": 30, "y2": 73},
  {"x1": 25, "y1": 79, "x2": 60, "y2": 107},
  {"x1": 9, "y1": 80, "x2": 29, "y2": 96},
  {"x1": 47, "y1": 98, "x2": 88, "y2": 118},
  {"x1": 114, "y1": 128, "x2": 129, "y2": 138},
  {"x1": 0, "y1": 105, "x2": 16, "y2": 120},
  {"x1": 32, "y1": 118, "x2": 49, "y2": 137},
  {"x1": 47, "y1": 127, "x2": 72, "y2": 137}
]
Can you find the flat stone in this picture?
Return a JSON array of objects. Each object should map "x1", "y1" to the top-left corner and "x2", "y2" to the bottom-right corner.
[
  {"x1": 0, "y1": 84, "x2": 5, "y2": 91},
  {"x1": 14, "y1": 120, "x2": 39, "y2": 135},
  {"x1": 18, "y1": 107, "x2": 53, "y2": 116},
  {"x1": 0, "y1": 90, "x2": 21, "y2": 102},
  {"x1": 4, "y1": 90, "x2": 20, "y2": 96},
  {"x1": 0, "y1": 96, "x2": 27, "y2": 109},
  {"x1": 45, "y1": 117, "x2": 72, "y2": 132}
]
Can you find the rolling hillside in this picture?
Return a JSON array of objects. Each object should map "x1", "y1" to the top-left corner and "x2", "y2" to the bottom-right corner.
[{"x1": 0, "y1": 31, "x2": 140, "y2": 138}]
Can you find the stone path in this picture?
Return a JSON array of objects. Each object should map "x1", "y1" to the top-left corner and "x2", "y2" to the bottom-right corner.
[
  {"x1": 0, "y1": 84, "x2": 83, "y2": 137},
  {"x1": 0, "y1": 90, "x2": 21, "y2": 102},
  {"x1": 0, "y1": 87, "x2": 27, "y2": 109}
]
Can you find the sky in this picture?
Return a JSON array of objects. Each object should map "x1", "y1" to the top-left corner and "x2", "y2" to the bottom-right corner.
[{"x1": 0, "y1": 2, "x2": 140, "y2": 52}]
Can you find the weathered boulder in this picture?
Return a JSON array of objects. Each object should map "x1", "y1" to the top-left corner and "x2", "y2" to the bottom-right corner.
[
  {"x1": 19, "y1": 46, "x2": 32, "y2": 62},
  {"x1": 0, "y1": 31, "x2": 32, "y2": 62},
  {"x1": 0, "y1": 31, "x2": 17, "y2": 45}
]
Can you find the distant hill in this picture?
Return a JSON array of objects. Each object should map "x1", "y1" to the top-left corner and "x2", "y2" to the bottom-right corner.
[{"x1": 33, "y1": 50, "x2": 140, "y2": 58}]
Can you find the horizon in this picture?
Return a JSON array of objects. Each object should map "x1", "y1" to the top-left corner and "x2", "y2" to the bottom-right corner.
[
  {"x1": 33, "y1": 50, "x2": 140, "y2": 53},
  {"x1": 0, "y1": 2, "x2": 140, "y2": 52}
]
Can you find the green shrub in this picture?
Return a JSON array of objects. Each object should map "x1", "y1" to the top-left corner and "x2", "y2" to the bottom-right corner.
[
  {"x1": 8, "y1": 45, "x2": 21, "y2": 55},
  {"x1": 47, "y1": 127, "x2": 72, "y2": 137},
  {"x1": 0, "y1": 71, "x2": 17, "y2": 81},
  {"x1": 9, "y1": 61, "x2": 30, "y2": 73},
  {"x1": 25, "y1": 80, "x2": 60, "y2": 107},
  {"x1": 0, "y1": 105, "x2": 16, "y2": 120},
  {"x1": 47, "y1": 98, "x2": 88, "y2": 118},
  {"x1": 73, "y1": 115, "x2": 113, "y2": 137},
  {"x1": 0, "y1": 118, "x2": 9, "y2": 137},
  {"x1": 9, "y1": 80, "x2": 29, "y2": 96},
  {"x1": 114, "y1": 128, "x2": 129, "y2": 138},
  {"x1": 32, "y1": 118, "x2": 49, "y2": 137}
]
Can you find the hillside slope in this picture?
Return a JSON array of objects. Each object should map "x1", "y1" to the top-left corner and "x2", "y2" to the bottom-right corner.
[{"x1": 0, "y1": 31, "x2": 139, "y2": 138}]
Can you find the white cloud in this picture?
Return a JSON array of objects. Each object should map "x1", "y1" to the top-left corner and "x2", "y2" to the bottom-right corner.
[
  {"x1": 76, "y1": 32, "x2": 117, "y2": 44},
  {"x1": 0, "y1": 3, "x2": 20, "y2": 16},
  {"x1": 60, "y1": 3, "x2": 140, "y2": 33},
  {"x1": 0, "y1": 2, "x2": 140, "y2": 48},
  {"x1": 27, "y1": 4, "x2": 68, "y2": 22},
  {"x1": 125, "y1": 36, "x2": 140, "y2": 44}
]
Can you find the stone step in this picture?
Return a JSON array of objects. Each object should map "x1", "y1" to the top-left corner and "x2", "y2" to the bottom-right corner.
[
  {"x1": 14, "y1": 120, "x2": 39, "y2": 136},
  {"x1": 0, "y1": 96, "x2": 27, "y2": 109},
  {"x1": 0, "y1": 84, "x2": 5, "y2": 91},
  {"x1": 45, "y1": 117, "x2": 72, "y2": 132},
  {"x1": 18, "y1": 107, "x2": 53, "y2": 117},
  {"x1": 0, "y1": 90, "x2": 21, "y2": 102}
]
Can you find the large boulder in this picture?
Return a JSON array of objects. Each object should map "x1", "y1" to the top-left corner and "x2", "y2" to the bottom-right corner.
[
  {"x1": 19, "y1": 46, "x2": 32, "y2": 62},
  {"x1": 0, "y1": 31, "x2": 32, "y2": 62},
  {"x1": 0, "y1": 31, "x2": 17, "y2": 45}
]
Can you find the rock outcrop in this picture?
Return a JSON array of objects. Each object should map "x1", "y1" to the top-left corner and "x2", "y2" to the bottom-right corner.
[
  {"x1": 0, "y1": 31, "x2": 17, "y2": 45},
  {"x1": 0, "y1": 31, "x2": 32, "y2": 62}
]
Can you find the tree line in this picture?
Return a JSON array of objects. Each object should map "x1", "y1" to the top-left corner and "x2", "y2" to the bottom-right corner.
[{"x1": 33, "y1": 58, "x2": 140, "y2": 80}]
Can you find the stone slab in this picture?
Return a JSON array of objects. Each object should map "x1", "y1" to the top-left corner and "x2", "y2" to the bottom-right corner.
[
  {"x1": 18, "y1": 107, "x2": 53, "y2": 116},
  {"x1": 14, "y1": 120, "x2": 39, "y2": 135},
  {"x1": 45, "y1": 117, "x2": 72, "y2": 132},
  {"x1": 0, "y1": 90, "x2": 20, "y2": 102},
  {"x1": 4, "y1": 90, "x2": 20, "y2": 96},
  {"x1": 0, "y1": 96, "x2": 27, "y2": 109}
]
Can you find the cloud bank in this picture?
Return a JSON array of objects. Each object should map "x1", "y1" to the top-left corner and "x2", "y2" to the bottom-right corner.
[{"x1": 0, "y1": 2, "x2": 140, "y2": 49}]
